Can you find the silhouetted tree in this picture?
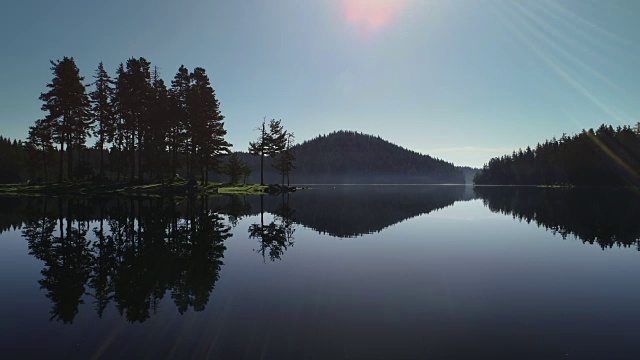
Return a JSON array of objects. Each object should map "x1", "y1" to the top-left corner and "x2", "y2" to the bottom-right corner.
[
  {"x1": 144, "y1": 68, "x2": 171, "y2": 180},
  {"x1": 273, "y1": 133, "x2": 296, "y2": 185},
  {"x1": 249, "y1": 118, "x2": 288, "y2": 185},
  {"x1": 188, "y1": 67, "x2": 230, "y2": 184},
  {"x1": 170, "y1": 65, "x2": 191, "y2": 178},
  {"x1": 89, "y1": 62, "x2": 115, "y2": 179},
  {"x1": 27, "y1": 119, "x2": 54, "y2": 182},
  {"x1": 116, "y1": 57, "x2": 153, "y2": 183},
  {"x1": 221, "y1": 153, "x2": 248, "y2": 184},
  {"x1": 39, "y1": 57, "x2": 91, "y2": 181},
  {"x1": 249, "y1": 118, "x2": 269, "y2": 185}
]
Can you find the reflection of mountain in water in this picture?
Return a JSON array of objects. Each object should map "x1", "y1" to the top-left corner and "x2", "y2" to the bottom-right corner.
[
  {"x1": 475, "y1": 186, "x2": 640, "y2": 250},
  {"x1": 255, "y1": 186, "x2": 472, "y2": 238}
]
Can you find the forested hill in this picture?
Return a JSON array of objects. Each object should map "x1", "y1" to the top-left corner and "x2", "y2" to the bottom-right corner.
[
  {"x1": 474, "y1": 124, "x2": 640, "y2": 186},
  {"x1": 254, "y1": 131, "x2": 464, "y2": 184}
]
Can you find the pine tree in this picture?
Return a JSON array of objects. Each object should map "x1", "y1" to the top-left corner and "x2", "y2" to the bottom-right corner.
[
  {"x1": 169, "y1": 65, "x2": 191, "y2": 178},
  {"x1": 27, "y1": 119, "x2": 54, "y2": 182},
  {"x1": 273, "y1": 133, "x2": 296, "y2": 185},
  {"x1": 249, "y1": 118, "x2": 268, "y2": 185},
  {"x1": 187, "y1": 67, "x2": 230, "y2": 184},
  {"x1": 111, "y1": 63, "x2": 128, "y2": 180},
  {"x1": 39, "y1": 57, "x2": 90, "y2": 182},
  {"x1": 145, "y1": 70, "x2": 171, "y2": 180},
  {"x1": 249, "y1": 118, "x2": 288, "y2": 185},
  {"x1": 89, "y1": 62, "x2": 115, "y2": 179},
  {"x1": 221, "y1": 153, "x2": 247, "y2": 184},
  {"x1": 266, "y1": 119, "x2": 287, "y2": 156},
  {"x1": 116, "y1": 57, "x2": 152, "y2": 183}
]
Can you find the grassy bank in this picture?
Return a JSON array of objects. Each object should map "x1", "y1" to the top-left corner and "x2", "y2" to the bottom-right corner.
[{"x1": 0, "y1": 180, "x2": 276, "y2": 196}]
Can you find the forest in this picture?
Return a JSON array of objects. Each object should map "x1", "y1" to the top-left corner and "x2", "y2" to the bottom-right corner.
[
  {"x1": 474, "y1": 124, "x2": 640, "y2": 186},
  {"x1": 6, "y1": 56, "x2": 294, "y2": 186}
]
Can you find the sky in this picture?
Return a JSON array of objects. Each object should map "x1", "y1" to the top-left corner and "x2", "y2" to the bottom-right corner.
[{"x1": 1, "y1": 0, "x2": 640, "y2": 168}]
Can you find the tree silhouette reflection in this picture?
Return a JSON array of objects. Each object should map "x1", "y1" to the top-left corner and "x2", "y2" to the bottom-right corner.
[
  {"x1": 249, "y1": 194, "x2": 296, "y2": 262},
  {"x1": 475, "y1": 186, "x2": 640, "y2": 250},
  {"x1": 21, "y1": 196, "x2": 232, "y2": 323}
]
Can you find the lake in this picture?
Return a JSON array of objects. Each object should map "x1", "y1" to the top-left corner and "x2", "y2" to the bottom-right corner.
[{"x1": 1, "y1": 185, "x2": 640, "y2": 359}]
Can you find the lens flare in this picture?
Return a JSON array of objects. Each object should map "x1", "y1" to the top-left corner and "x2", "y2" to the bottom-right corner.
[{"x1": 341, "y1": 0, "x2": 413, "y2": 33}]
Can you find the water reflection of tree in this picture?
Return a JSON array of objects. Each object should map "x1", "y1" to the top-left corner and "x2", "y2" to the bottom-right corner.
[
  {"x1": 25, "y1": 198, "x2": 93, "y2": 323},
  {"x1": 249, "y1": 194, "x2": 296, "y2": 262},
  {"x1": 21, "y1": 196, "x2": 233, "y2": 323},
  {"x1": 475, "y1": 187, "x2": 640, "y2": 250},
  {"x1": 222, "y1": 195, "x2": 252, "y2": 227},
  {"x1": 171, "y1": 198, "x2": 231, "y2": 313}
]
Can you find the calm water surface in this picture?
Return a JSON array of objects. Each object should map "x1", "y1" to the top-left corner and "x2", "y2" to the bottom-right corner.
[{"x1": 1, "y1": 185, "x2": 640, "y2": 359}]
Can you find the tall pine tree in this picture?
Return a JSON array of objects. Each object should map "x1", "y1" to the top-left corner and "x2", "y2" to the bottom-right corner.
[
  {"x1": 39, "y1": 57, "x2": 90, "y2": 182},
  {"x1": 89, "y1": 62, "x2": 115, "y2": 179},
  {"x1": 187, "y1": 67, "x2": 230, "y2": 183}
]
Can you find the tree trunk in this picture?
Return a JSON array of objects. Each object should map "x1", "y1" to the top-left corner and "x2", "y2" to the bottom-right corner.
[
  {"x1": 137, "y1": 131, "x2": 143, "y2": 182},
  {"x1": 58, "y1": 142, "x2": 64, "y2": 183},
  {"x1": 260, "y1": 153, "x2": 264, "y2": 185},
  {"x1": 43, "y1": 153, "x2": 48, "y2": 183},
  {"x1": 67, "y1": 143, "x2": 73, "y2": 181},
  {"x1": 130, "y1": 133, "x2": 135, "y2": 184},
  {"x1": 99, "y1": 140, "x2": 104, "y2": 180}
]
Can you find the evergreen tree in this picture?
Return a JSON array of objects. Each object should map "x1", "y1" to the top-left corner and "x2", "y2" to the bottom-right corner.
[
  {"x1": 115, "y1": 57, "x2": 152, "y2": 183},
  {"x1": 111, "y1": 63, "x2": 128, "y2": 180},
  {"x1": 273, "y1": 133, "x2": 296, "y2": 185},
  {"x1": 39, "y1": 57, "x2": 90, "y2": 182},
  {"x1": 169, "y1": 65, "x2": 191, "y2": 178},
  {"x1": 249, "y1": 118, "x2": 287, "y2": 185},
  {"x1": 89, "y1": 62, "x2": 115, "y2": 179},
  {"x1": 27, "y1": 119, "x2": 54, "y2": 182},
  {"x1": 187, "y1": 67, "x2": 230, "y2": 183},
  {"x1": 241, "y1": 162, "x2": 253, "y2": 184},
  {"x1": 221, "y1": 153, "x2": 247, "y2": 184},
  {"x1": 249, "y1": 118, "x2": 268, "y2": 185},
  {"x1": 266, "y1": 119, "x2": 287, "y2": 156},
  {"x1": 145, "y1": 69, "x2": 171, "y2": 180}
]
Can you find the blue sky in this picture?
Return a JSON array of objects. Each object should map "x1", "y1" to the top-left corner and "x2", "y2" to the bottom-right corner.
[{"x1": 1, "y1": 0, "x2": 639, "y2": 167}]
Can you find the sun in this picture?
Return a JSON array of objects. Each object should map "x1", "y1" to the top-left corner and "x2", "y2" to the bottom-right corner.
[{"x1": 341, "y1": 0, "x2": 414, "y2": 33}]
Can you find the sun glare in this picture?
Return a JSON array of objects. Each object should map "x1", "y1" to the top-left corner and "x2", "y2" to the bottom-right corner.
[{"x1": 341, "y1": 0, "x2": 413, "y2": 33}]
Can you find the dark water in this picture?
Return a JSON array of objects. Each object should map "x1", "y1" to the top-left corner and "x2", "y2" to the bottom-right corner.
[{"x1": 1, "y1": 185, "x2": 640, "y2": 359}]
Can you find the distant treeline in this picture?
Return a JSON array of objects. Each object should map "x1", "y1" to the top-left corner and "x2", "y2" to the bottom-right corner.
[
  {"x1": 474, "y1": 124, "x2": 640, "y2": 186},
  {"x1": 0, "y1": 137, "x2": 25, "y2": 183}
]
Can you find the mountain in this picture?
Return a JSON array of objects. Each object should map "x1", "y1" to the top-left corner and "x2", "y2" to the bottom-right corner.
[{"x1": 229, "y1": 131, "x2": 465, "y2": 184}]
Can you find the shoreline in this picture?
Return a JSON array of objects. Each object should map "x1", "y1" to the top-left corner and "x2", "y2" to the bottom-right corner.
[{"x1": 0, "y1": 181, "x2": 297, "y2": 197}]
